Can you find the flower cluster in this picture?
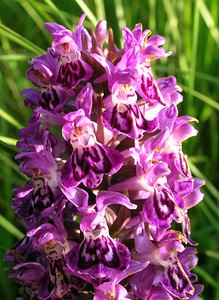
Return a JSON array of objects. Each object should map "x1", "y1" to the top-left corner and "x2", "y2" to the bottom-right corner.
[{"x1": 6, "y1": 15, "x2": 204, "y2": 299}]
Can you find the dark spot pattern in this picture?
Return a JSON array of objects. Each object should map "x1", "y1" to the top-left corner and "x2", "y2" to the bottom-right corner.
[
  {"x1": 40, "y1": 87, "x2": 61, "y2": 111},
  {"x1": 70, "y1": 145, "x2": 112, "y2": 185},
  {"x1": 32, "y1": 184, "x2": 54, "y2": 213},
  {"x1": 153, "y1": 189, "x2": 175, "y2": 221},
  {"x1": 166, "y1": 262, "x2": 193, "y2": 296},
  {"x1": 57, "y1": 60, "x2": 86, "y2": 89},
  {"x1": 78, "y1": 236, "x2": 120, "y2": 270},
  {"x1": 140, "y1": 73, "x2": 165, "y2": 104},
  {"x1": 179, "y1": 152, "x2": 190, "y2": 177},
  {"x1": 109, "y1": 104, "x2": 152, "y2": 138}
]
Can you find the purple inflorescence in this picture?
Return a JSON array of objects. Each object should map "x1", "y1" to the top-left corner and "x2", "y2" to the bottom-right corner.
[{"x1": 6, "y1": 15, "x2": 204, "y2": 299}]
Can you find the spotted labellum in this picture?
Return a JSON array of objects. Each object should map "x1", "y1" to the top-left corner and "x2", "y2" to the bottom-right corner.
[{"x1": 6, "y1": 14, "x2": 204, "y2": 299}]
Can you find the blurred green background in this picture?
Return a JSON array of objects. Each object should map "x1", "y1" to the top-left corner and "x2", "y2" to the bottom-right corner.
[{"x1": 0, "y1": 0, "x2": 218, "y2": 299}]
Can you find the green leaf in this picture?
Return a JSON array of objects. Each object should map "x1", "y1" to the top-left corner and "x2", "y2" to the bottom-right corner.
[
  {"x1": 0, "y1": 108, "x2": 23, "y2": 129},
  {"x1": 194, "y1": 266, "x2": 218, "y2": 288},
  {"x1": 0, "y1": 136, "x2": 17, "y2": 146},
  {"x1": 199, "y1": 202, "x2": 219, "y2": 234},
  {"x1": 205, "y1": 250, "x2": 219, "y2": 261},
  {"x1": 0, "y1": 152, "x2": 26, "y2": 179},
  {"x1": 74, "y1": 0, "x2": 97, "y2": 26},
  {"x1": 198, "y1": 0, "x2": 219, "y2": 48},
  {"x1": 113, "y1": 0, "x2": 126, "y2": 47},
  {"x1": 0, "y1": 54, "x2": 31, "y2": 61},
  {"x1": 187, "y1": 0, "x2": 200, "y2": 114},
  {"x1": 189, "y1": 161, "x2": 219, "y2": 201},
  {"x1": 95, "y1": 0, "x2": 105, "y2": 20},
  {"x1": 43, "y1": 0, "x2": 72, "y2": 28},
  {"x1": 19, "y1": 0, "x2": 48, "y2": 39},
  {"x1": 180, "y1": 84, "x2": 219, "y2": 111},
  {"x1": 0, "y1": 22, "x2": 44, "y2": 54},
  {"x1": 0, "y1": 214, "x2": 23, "y2": 239}
]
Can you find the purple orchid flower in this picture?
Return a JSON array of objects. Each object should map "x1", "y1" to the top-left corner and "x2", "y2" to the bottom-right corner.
[
  {"x1": 110, "y1": 151, "x2": 182, "y2": 229},
  {"x1": 75, "y1": 82, "x2": 93, "y2": 117},
  {"x1": 61, "y1": 109, "x2": 123, "y2": 188},
  {"x1": 45, "y1": 17, "x2": 93, "y2": 91},
  {"x1": 6, "y1": 15, "x2": 204, "y2": 300},
  {"x1": 67, "y1": 190, "x2": 136, "y2": 285},
  {"x1": 101, "y1": 71, "x2": 158, "y2": 139},
  {"x1": 131, "y1": 223, "x2": 201, "y2": 299},
  {"x1": 157, "y1": 76, "x2": 183, "y2": 105},
  {"x1": 94, "y1": 282, "x2": 130, "y2": 300}
]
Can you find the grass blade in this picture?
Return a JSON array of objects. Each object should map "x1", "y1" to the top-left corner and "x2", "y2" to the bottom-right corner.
[
  {"x1": 194, "y1": 266, "x2": 218, "y2": 288},
  {"x1": 95, "y1": 0, "x2": 105, "y2": 20},
  {"x1": 75, "y1": 0, "x2": 97, "y2": 26},
  {"x1": 0, "y1": 54, "x2": 31, "y2": 61},
  {"x1": 0, "y1": 214, "x2": 23, "y2": 239},
  {"x1": 162, "y1": 0, "x2": 189, "y2": 74},
  {"x1": 113, "y1": 0, "x2": 126, "y2": 47},
  {"x1": 198, "y1": 0, "x2": 219, "y2": 48},
  {"x1": 199, "y1": 202, "x2": 219, "y2": 234},
  {"x1": 28, "y1": 0, "x2": 55, "y2": 23},
  {"x1": 189, "y1": 161, "x2": 219, "y2": 201},
  {"x1": 0, "y1": 152, "x2": 26, "y2": 180},
  {"x1": 43, "y1": 0, "x2": 72, "y2": 28},
  {"x1": 19, "y1": 0, "x2": 48, "y2": 40},
  {"x1": 0, "y1": 136, "x2": 17, "y2": 146},
  {"x1": 0, "y1": 108, "x2": 23, "y2": 129},
  {"x1": 205, "y1": 250, "x2": 219, "y2": 261},
  {"x1": 187, "y1": 0, "x2": 199, "y2": 113},
  {"x1": 148, "y1": 0, "x2": 156, "y2": 31},
  {"x1": 180, "y1": 84, "x2": 219, "y2": 111},
  {"x1": 0, "y1": 22, "x2": 44, "y2": 54},
  {"x1": 154, "y1": 65, "x2": 219, "y2": 84}
]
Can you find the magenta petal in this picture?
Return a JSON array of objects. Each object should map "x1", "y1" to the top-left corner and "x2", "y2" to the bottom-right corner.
[
  {"x1": 173, "y1": 123, "x2": 198, "y2": 143},
  {"x1": 138, "y1": 71, "x2": 166, "y2": 105},
  {"x1": 122, "y1": 27, "x2": 136, "y2": 50},
  {"x1": 182, "y1": 215, "x2": 198, "y2": 246},
  {"x1": 27, "y1": 223, "x2": 65, "y2": 247},
  {"x1": 17, "y1": 151, "x2": 56, "y2": 177},
  {"x1": 60, "y1": 185, "x2": 89, "y2": 210},
  {"x1": 94, "y1": 282, "x2": 129, "y2": 300},
  {"x1": 161, "y1": 261, "x2": 195, "y2": 299},
  {"x1": 148, "y1": 286, "x2": 173, "y2": 300},
  {"x1": 132, "y1": 23, "x2": 143, "y2": 41},
  {"x1": 61, "y1": 143, "x2": 123, "y2": 188},
  {"x1": 159, "y1": 105, "x2": 178, "y2": 131},
  {"x1": 44, "y1": 22, "x2": 67, "y2": 35},
  {"x1": 143, "y1": 187, "x2": 175, "y2": 229},
  {"x1": 11, "y1": 262, "x2": 46, "y2": 282},
  {"x1": 67, "y1": 235, "x2": 131, "y2": 285},
  {"x1": 134, "y1": 223, "x2": 155, "y2": 254},
  {"x1": 21, "y1": 88, "x2": 40, "y2": 110},
  {"x1": 184, "y1": 189, "x2": 204, "y2": 209},
  {"x1": 102, "y1": 104, "x2": 158, "y2": 139},
  {"x1": 62, "y1": 122, "x2": 73, "y2": 140},
  {"x1": 96, "y1": 191, "x2": 137, "y2": 211},
  {"x1": 57, "y1": 58, "x2": 93, "y2": 89},
  {"x1": 75, "y1": 82, "x2": 93, "y2": 117},
  {"x1": 157, "y1": 76, "x2": 183, "y2": 105},
  {"x1": 130, "y1": 265, "x2": 157, "y2": 299},
  {"x1": 148, "y1": 35, "x2": 166, "y2": 46},
  {"x1": 142, "y1": 45, "x2": 167, "y2": 60},
  {"x1": 95, "y1": 20, "x2": 107, "y2": 47}
]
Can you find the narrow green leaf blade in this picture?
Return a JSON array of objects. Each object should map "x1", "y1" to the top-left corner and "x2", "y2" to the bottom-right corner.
[
  {"x1": 75, "y1": 0, "x2": 97, "y2": 26},
  {"x1": 0, "y1": 108, "x2": 23, "y2": 129},
  {"x1": 0, "y1": 214, "x2": 23, "y2": 240},
  {"x1": 0, "y1": 22, "x2": 44, "y2": 54},
  {"x1": 0, "y1": 136, "x2": 17, "y2": 146}
]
